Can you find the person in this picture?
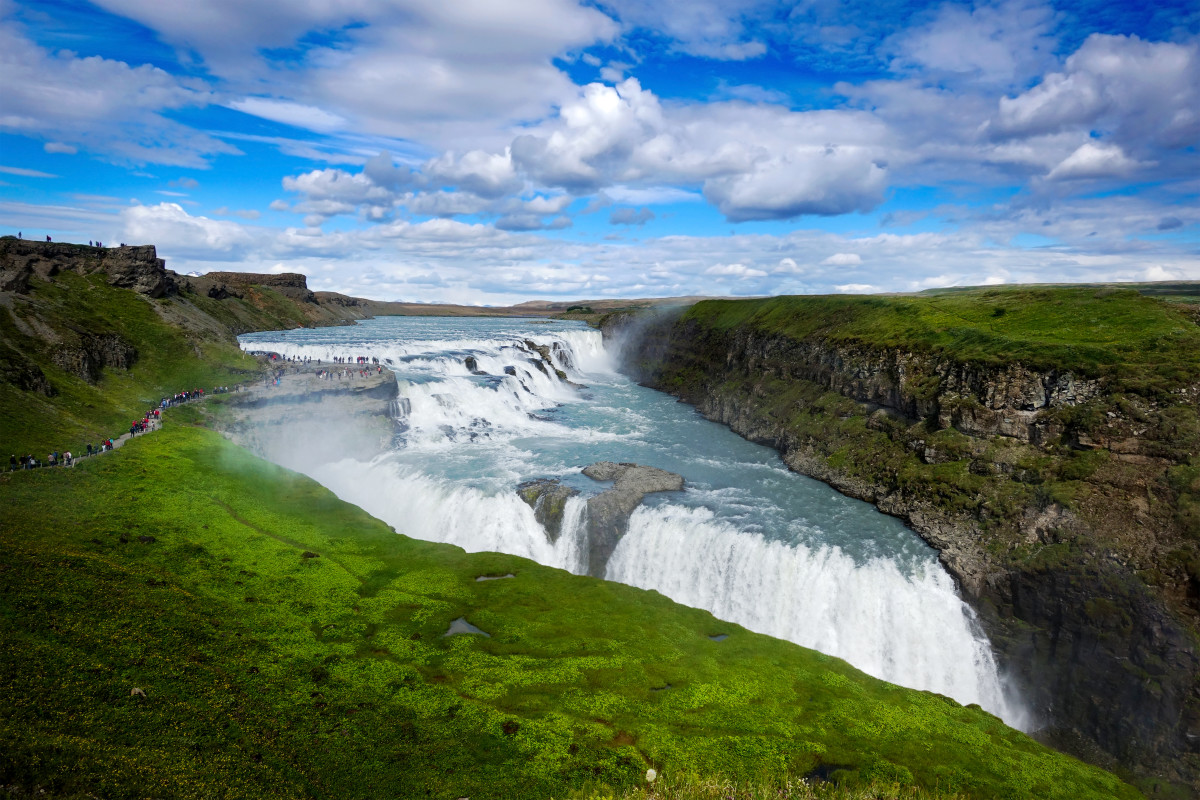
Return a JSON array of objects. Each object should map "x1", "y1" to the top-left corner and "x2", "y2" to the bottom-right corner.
[
  {"x1": 46, "y1": 235, "x2": 51, "y2": 242},
  {"x1": 8, "y1": 454, "x2": 15, "y2": 471},
  {"x1": 64, "y1": 451, "x2": 72, "y2": 466}
]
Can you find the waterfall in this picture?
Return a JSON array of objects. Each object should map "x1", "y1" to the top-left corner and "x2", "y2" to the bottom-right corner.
[
  {"x1": 240, "y1": 319, "x2": 1027, "y2": 729},
  {"x1": 606, "y1": 504, "x2": 1022, "y2": 723}
]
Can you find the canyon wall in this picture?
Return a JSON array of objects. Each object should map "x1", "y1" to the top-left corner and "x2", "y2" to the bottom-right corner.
[{"x1": 604, "y1": 302, "x2": 1200, "y2": 790}]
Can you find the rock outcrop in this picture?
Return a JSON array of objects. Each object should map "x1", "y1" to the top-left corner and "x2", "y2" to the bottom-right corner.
[
  {"x1": 606, "y1": 305, "x2": 1200, "y2": 790},
  {"x1": 517, "y1": 479, "x2": 579, "y2": 542},
  {"x1": 193, "y1": 271, "x2": 315, "y2": 303},
  {"x1": 517, "y1": 462, "x2": 684, "y2": 576},
  {"x1": 51, "y1": 332, "x2": 138, "y2": 382},
  {"x1": 583, "y1": 462, "x2": 683, "y2": 576},
  {"x1": 0, "y1": 239, "x2": 177, "y2": 297}
]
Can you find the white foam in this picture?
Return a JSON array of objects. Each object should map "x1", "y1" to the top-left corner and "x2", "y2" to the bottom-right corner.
[{"x1": 606, "y1": 503, "x2": 1026, "y2": 726}]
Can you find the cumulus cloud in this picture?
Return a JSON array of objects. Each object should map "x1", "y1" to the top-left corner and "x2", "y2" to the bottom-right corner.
[
  {"x1": 886, "y1": 0, "x2": 1058, "y2": 86},
  {"x1": 704, "y1": 263, "x2": 767, "y2": 278},
  {"x1": 703, "y1": 146, "x2": 886, "y2": 221},
  {"x1": 503, "y1": 78, "x2": 892, "y2": 221},
  {"x1": 0, "y1": 19, "x2": 234, "y2": 166},
  {"x1": 426, "y1": 149, "x2": 521, "y2": 198},
  {"x1": 121, "y1": 202, "x2": 255, "y2": 258},
  {"x1": 821, "y1": 252, "x2": 862, "y2": 265},
  {"x1": 993, "y1": 34, "x2": 1200, "y2": 151},
  {"x1": 282, "y1": 167, "x2": 397, "y2": 223}
]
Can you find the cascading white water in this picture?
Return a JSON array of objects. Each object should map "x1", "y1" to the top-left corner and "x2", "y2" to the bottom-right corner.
[
  {"x1": 240, "y1": 317, "x2": 1026, "y2": 728},
  {"x1": 607, "y1": 504, "x2": 1019, "y2": 719}
]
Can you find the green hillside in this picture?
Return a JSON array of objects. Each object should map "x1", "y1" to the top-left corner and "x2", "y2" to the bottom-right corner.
[{"x1": 0, "y1": 422, "x2": 1139, "y2": 799}]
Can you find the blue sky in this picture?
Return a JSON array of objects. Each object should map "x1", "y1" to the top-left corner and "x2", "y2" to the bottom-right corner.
[{"x1": 1, "y1": 0, "x2": 1197, "y2": 303}]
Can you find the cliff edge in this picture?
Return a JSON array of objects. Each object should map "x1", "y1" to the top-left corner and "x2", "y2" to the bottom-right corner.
[{"x1": 605, "y1": 290, "x2": 1200, "y2": 793}]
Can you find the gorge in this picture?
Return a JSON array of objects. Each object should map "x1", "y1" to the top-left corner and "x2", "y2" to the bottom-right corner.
[{"x1": 601, "y1": 295, "x2": 1200, "y2": 788}]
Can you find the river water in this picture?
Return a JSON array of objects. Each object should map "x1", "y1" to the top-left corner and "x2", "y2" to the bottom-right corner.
[{"x1": 240, "y1": 316, "x2": 1024, "y2": 726}]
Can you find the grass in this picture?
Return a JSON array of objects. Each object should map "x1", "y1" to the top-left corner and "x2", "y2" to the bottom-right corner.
[
  {"x1": 0, "y1": 271, "x2": 276, "y2": 457},
  {"x1": 0, "y1": 423, "x2": 1140, "y2": 800},
  {"x1": 682, "y1": 288, "x2": 1200, "y2": 395}
]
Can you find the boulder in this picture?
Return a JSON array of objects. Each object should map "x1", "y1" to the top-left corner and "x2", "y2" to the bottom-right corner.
[{"x1": 516, "y1": 479, "x2": 580, "y2": 543}]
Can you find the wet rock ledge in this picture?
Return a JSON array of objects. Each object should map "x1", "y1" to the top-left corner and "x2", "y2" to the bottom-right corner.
[{"x1": 518, "y1": 461, "x2": 684, "y2": 577}]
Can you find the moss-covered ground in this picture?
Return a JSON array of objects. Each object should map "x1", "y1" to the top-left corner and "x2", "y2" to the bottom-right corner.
[{"x1": 0, "y1": 421, "x2": 1140, "y2": 799}]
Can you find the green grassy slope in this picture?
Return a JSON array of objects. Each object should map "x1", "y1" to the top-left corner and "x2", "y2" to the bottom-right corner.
[
  {"x1": 683, "y1": 288, "x2": 1200, "y2": 395},
  {"x1": 0, "y1": 422, "x2": 1139, "y2": 799},
  {"x1": 0, "y1": 271, "x2": 312, "y2": 457}
]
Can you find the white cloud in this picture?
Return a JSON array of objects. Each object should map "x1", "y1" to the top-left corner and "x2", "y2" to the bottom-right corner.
[
  {"x1": 228, "y1": 98, "x2": 348, "y2": 133},
  {"x1": 120, "y1": 202, "x2": 256, "y2": 258},
  {"x1": 993, "y1": 34, "x2": 1200, "y2": 151},
  {"x1": 596, "y1": 0, "x2": 774, "y2": 61},
  {"x1": 0, "y1": 165, "x2": 57, "y2": 178},
  {"x1": 0, "y1": 19, "x2": 234, "y2": 166},
  {"x1": 704, "y1": 262, "x2": 767, "y2": 278},
  {"x1": 703, "y1": 146, "x2": 886, "y2": 221},
  {"x1": 505, "y1": 78, "x2": 892, "y2": 220},
  {"x1": 821, "y1": 252, "x2": 862, "y2": 265},
  {"x1": 606, "y1": 185, "x2": 703, "y2": 205},
  {"x1": 1046, "y1": 141, "x2": 1148, "y2": 181},
  {"x1": 834, "y1": 283, "x2": 879, "y2": 293},
  {"x1": 886, "y1": 0, "x2": 1058, "y2": 86},
  {"x1": 43, "y1": 142, "x2": 77, "y2": 154},
  {"x1": 97, "y1": 0, "x2": 619, "y2": 150},
  {"x1": 426, "y1": 149, "x2": 521, "y2": 198}
]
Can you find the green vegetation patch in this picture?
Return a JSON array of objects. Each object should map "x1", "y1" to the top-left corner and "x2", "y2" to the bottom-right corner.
[
  {"x1": 0, "y1": 424, "x2": 1138, "y2": 799},
  {"x1": 682, "y1": 288, "x2": 1200, "y2": 395}
]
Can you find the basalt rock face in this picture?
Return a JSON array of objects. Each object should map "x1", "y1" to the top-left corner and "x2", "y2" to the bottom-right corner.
[
  {"x1": 607, "y1": 308, "x2": 1200, "y2": 789},
  {"x1": 197, "y1": 271, "x2": 315, "y2": 303},
  {"x1": 0, "y1": 238, "x2": 178, "y2": 297},
  {"x1": 51, "y1": 333, "x2": 138, "y2": 382}
]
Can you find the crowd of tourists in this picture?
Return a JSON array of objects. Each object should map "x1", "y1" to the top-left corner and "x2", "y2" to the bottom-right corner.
[{"x1": 7, "y1": 386, "x2": 234, "y2": 472}]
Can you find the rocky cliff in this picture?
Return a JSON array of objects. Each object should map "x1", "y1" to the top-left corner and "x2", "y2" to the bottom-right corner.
[
  {"x1": 1, "y1": 238, "x2": 178, "y2": 297},
  {"x1": 604, "y1": 294, "x2": 1200, "y2": 792}
]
